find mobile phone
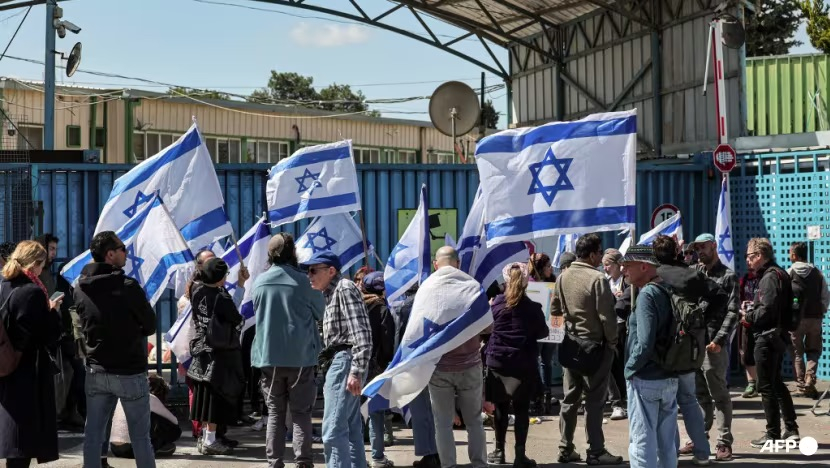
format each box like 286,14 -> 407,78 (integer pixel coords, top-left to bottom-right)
50,291 -> 65,301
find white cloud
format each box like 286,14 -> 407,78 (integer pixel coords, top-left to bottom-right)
289,22 -> 371,47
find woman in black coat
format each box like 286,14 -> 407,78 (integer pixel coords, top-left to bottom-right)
186,258 -> 245,456
0,240 -> 64,468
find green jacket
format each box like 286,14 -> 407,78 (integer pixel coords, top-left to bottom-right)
552,261 -> 618,347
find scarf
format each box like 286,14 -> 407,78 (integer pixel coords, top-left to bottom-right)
24,268 -> 50,306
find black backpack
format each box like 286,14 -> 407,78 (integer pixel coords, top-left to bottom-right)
769,267 -> 798,332
650,283 -> 708,373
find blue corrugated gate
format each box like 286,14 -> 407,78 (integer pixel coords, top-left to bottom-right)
1,158 -> 729,381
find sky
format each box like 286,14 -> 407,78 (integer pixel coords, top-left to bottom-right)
0,1 -> 822,129
0,0 -> 508,125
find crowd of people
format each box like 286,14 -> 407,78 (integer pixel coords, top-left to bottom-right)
0,227 -> 826,468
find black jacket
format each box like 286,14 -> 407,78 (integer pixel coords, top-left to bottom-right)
657,263 -> 729,344
746,262 -> 792,335
74,263 -> 156,375
364,293 -> 396,381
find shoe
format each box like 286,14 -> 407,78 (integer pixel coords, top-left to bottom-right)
513,455 -> 537,468
101,459 -> 115,468
156,442 -> 176,457
220,436 -> 239,448
413,454 -> 441,468
678,441 -> 695,456
742,383 -> 758,398
610,407 -> 627,421
251,417 -> 266,431
249,411 -> 262,418
751,434 -> 775,448
801,387 -> 819,399
784,430 -> 801,442
557,450 -> 582,463
297,462 -> 314,468
488,449 -> 506,464
716,444 -> 733,461
586,450 -> 623,465
239,415 -> 256,425
372,457 -> 394,468
692,456 -> 711,466
200,440 -> 234,455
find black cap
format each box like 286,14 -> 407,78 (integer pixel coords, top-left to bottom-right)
202,257 -> 229,284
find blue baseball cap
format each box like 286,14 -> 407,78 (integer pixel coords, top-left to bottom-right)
690,233 -> 716,248
300,250 -> 342,271
362,271 -> 385,294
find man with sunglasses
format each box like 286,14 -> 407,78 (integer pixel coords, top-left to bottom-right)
74,231 -> 158,468
301,251 -> 372,468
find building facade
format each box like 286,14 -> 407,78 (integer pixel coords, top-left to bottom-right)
0,78 -> 477,165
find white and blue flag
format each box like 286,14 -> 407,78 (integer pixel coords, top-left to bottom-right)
638,211 -> 683,246
94,123 -> 233,251
384,184 -> 430,305
553,233 -> 580,268
62,195 -> 194,307
267,140 -> 362,227
475,110 -> 637,247
296,213 -> 373,272
164,217 -> 272,368
362,266 -> 492,416
457,188 -> 485,273
715,177 -> 735,270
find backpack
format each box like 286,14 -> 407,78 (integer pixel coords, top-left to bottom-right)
0,288 -> 22,377
650,283 -> 707,373
769,267 -> 798,332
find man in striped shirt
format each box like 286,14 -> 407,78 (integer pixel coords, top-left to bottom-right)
303,251 -> 373,468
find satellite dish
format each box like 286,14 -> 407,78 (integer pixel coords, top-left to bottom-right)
428,81 -> 481,139
66,42 -> 81,78
721,17 -> 745,49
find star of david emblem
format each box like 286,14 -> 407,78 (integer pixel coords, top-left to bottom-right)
125,244 -> 144,283
527,147 -> 574,206
387,243 -> 408,269
123,190 -> 156,218
295,168 -> 322,193
407,317 -> 448,350
718,227 -> 735,263
305,228 -> 338,254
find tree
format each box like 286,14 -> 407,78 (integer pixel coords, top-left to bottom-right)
168,87 -> 230,100
481,99 -> 500,129
318,83 -> 370,113
246,70 -> 377,115
745,0 -> 802,57
801,0 -> 830,54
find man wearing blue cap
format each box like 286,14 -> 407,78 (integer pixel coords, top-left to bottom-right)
301,251 -> 372,468
680,233 -> 739,462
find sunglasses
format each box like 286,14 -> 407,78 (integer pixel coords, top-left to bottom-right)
114,244 -> 126,253
307,266 -> 331,276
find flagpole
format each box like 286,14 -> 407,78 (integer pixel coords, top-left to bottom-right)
358,210 -> 370,267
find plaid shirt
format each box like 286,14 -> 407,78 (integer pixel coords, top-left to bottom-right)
323,275 -> 373,379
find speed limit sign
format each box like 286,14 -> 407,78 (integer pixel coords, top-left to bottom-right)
651,204 -> 679,228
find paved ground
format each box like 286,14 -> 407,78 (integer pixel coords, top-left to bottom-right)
10,384 -> 830,468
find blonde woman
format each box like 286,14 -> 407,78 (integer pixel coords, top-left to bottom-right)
0,240 -> 64,468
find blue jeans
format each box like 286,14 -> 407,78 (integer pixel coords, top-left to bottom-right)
83,370 -> 155,468
407,388 -> 437,457
676,372 -> 711,459
627,377 -> 679,468
322,351 -> 367,468
368,411 -> 385,461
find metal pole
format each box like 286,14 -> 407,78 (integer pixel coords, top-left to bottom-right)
44,0 -> 56,150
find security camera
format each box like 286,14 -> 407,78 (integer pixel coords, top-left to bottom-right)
62,20 -> 81,34
56,24 -> 66,39
53,19 -> 81,38
6,122 -> 15,137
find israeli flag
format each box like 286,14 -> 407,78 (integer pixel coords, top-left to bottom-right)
362,266 -> 492,415
457,188 -> 485,273
475,110 -> 637,247
94,123 -> 233,251
164,217 -> 272,368
62,195 -> 194,307
553,233 -> 580,268
638,211 -> 683,246
384,184 -> 430,305
267,140 -> 362,227
296,213 -> 373,272
715,177 -> 735,270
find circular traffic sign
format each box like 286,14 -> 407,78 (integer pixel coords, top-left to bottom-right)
713,144 -> 737,173
651,204 -> 679,228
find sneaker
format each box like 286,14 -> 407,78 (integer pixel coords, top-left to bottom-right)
413,454 -> 440,468
297,462 -> 314,468
200,440 -> 233,455
220,436 -> 239,448
156,442 -> 176,457
678,441 -> 695,456
751,434 -> 775,449
513,455 -> 537,468
586,450 -> 623,465
742,383 -> 758,398
692,456 -> 711,466
716,444 -> 733,462
784,430 -> 800,442
557,450 -> 582,463
488,449 -> 506,464
610,407 -> 627,421
372,457 -> 394,468
250,417 -> 266,432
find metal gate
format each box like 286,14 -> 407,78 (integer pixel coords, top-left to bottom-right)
731,150 -> 830,380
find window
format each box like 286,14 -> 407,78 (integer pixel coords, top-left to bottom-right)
354,147 -> 380,164
203,137 -> 241,163
17,126 -> 43,150
132,133 -> 145,162
398,150 -> 417,164
94,128 -> 106,149
159,134 -> 174,149
132,132 -> 183,161
427,151 -> 457,164
247,140 -> 290,164
66,125 -> 82,147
